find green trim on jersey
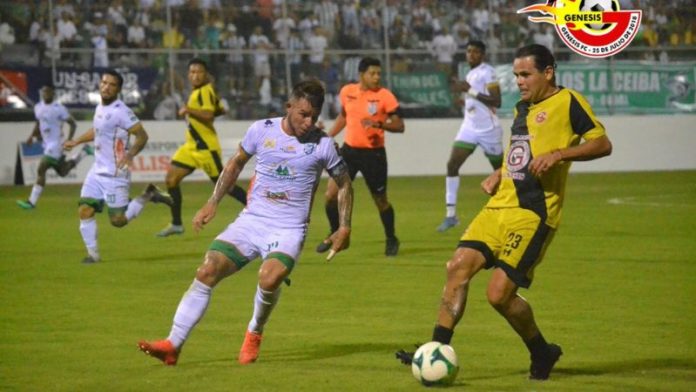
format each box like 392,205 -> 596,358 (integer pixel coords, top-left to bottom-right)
208,240 -> 249,269
266,252 -> 296,272
485,153 -> 503,169
453,141 -> 477,151
108,206 -> 127,217
78,197 -> 104,213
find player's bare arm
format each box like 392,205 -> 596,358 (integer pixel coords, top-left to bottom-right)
460,80 -> 502,109
66,116 -> 78,140
529,135 -> 612,176
118,123 -> 148,169
326,168 -> 353,261
380,113 -> 405,133
28,121 -> 40,144
193,147 -> 251,232
481,168 -> 502,195
328,109 -> 346,137
63,128 -> 95,150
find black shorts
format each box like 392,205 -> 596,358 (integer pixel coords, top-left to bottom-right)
340,144 -> 388,195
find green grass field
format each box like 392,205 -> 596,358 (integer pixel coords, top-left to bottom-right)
1,171 -> 695,391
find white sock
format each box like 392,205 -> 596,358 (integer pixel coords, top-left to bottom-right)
248,285 -> 281,334
445,176 -> 460,217
79,218 -> 99,258
125,197 -> 146,221
29,184 -> 43,205
168,279 -> 212,349
69,146 -> 87,164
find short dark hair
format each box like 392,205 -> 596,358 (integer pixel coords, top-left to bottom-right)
515,44 -> 556,72
467,40 -> 486,53
188,57 -> 208,71
102,69 -> 124,88
289,79 -> 325,112
41,82 -> 55,90
358,57 -> 381,73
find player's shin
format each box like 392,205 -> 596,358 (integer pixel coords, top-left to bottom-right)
168,279 -> 212,349
248,285 -> 281,334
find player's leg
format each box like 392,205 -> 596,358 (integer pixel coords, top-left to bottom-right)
240,227 -> 299,364
438,142 -> 475,232
158,162 -> 193,236
481,124 -> 504,171
139,218 -> 258,365
138,249 -> 242,365
17,157 -> 52,209
77,170 -> 105,263
207,149 -> 247,205
485,209 -> 561,380
362,147 -> 399,256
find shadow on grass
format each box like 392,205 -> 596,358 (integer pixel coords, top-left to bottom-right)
553,357 -> 696,378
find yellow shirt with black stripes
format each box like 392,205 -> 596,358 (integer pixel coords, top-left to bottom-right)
487,87 -> 606,229
185,82 -> 223,151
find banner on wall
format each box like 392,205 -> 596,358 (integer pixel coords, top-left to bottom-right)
459,61 -> 696,115
16,136 -> 244,185
1,66 -> 158,109
389,72 -> 453,109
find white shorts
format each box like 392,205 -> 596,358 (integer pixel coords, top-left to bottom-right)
43,140 -> 64,160
80,167 -> 130,209
454,122 -> 504,156
212,214 -> 307,270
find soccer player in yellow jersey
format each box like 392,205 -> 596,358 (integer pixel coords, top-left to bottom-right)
157,58 -> 247,237
397,44 -> 613,380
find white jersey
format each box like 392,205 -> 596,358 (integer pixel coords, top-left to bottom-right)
34,100 -> 71,159
463,62 -> 500,133
239,117 -> 344,229
91,99 -> 139,178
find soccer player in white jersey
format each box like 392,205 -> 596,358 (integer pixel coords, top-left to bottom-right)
16,84 -> 92,209
437,40 -> 504,232
138,79 -> 354,366
63,70 -> 173,264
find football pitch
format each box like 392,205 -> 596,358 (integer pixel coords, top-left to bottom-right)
1,171 -> 695,391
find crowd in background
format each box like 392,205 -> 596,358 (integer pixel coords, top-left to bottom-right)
0,0 -> 695,119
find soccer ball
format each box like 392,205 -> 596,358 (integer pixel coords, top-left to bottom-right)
579,0 -> 619,31
411,342 -> 459,387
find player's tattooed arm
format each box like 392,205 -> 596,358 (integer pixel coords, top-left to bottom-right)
209,146 -> 251,205
126,123 -> 148,158
330,163 -> 353,229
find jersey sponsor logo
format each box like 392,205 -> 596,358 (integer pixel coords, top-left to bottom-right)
517,0 -> 641,58
265,190 -> 289,201
263,138 -> 276,149
281,145 -> 297,153
535,111 -> 548,123
507,140 -> 531,173
264,119 -> 274,127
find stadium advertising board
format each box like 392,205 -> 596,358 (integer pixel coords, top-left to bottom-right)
389,72 -> 453,109
460,62 -> 696,115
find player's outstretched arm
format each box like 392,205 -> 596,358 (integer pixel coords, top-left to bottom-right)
27,121 -> 40,144
326,169 -> 353,261
66,116 -> 78,140
481,169 -> 502,196
63,128 -> 95,150
529,135 -> 612,176
118,123 -> 148,170
328,109 -> 346,137
194,147 -> 251,231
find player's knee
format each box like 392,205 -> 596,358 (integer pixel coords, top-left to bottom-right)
195,252 -> 232,287
78,205 -> 94,220
486,287 -> 509,310
110,215 -> 128,227
164,176 -> 179,189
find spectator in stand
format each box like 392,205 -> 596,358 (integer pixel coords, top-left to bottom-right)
0,15 -> 16,49
223,23 -> 247,96
286,27 -> 305,84
430,27 -> 458,78
360,4 -> 381,49
533,25 -> 555,54
340,0 -> 360,37
313,0 -> 340,44
272,11 -> 296,49
56,12 -> 78,64
298,11 -> 319,45
128,18 -> 147,49
179,0 -> 204,47
163,22 -> 185,49
249,25 -> 273,90
306,25 -> 328,79
91,26 -> 109,68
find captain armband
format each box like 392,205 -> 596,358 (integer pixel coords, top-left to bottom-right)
327,160 -> 348,179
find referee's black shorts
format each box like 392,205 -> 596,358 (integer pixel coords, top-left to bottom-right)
340,144 -> 388,195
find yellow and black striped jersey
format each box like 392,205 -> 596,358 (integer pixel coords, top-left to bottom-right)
487,87 -> 606,228
185,82 -> 223,151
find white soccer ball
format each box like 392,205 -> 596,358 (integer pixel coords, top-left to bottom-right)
579,0 -> 620,31
411,341 -> 459,387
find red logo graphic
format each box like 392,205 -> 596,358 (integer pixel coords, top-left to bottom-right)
535,111 -> 547,123
517,0 -> 642,58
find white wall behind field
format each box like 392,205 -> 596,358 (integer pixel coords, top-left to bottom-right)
1,115 -> 695,185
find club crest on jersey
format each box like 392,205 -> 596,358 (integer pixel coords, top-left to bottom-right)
535,111 -> 548,123
303,143 -> 316,155
507,140 -> 531,174
367,101 -> 378,115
